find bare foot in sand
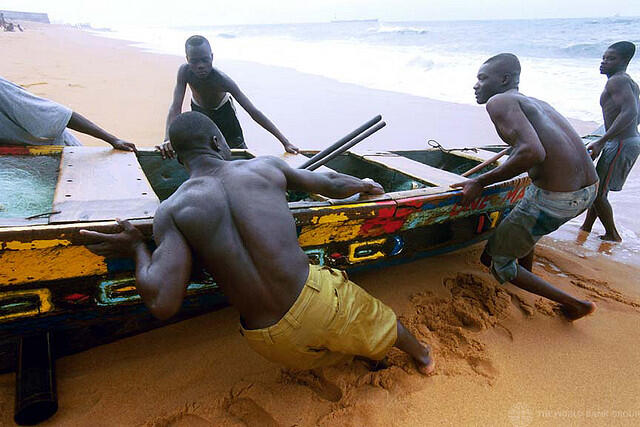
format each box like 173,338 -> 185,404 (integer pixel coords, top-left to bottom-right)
394,321 -> 436,375
414,345 -> 436,375
562,300 -> 597,321
599,232 -> 622,242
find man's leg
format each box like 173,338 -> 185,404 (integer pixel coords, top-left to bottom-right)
580,206 -> 598,233
592,192 -> 621,242
394,321 -> 435,375
518,248 -> 534,272
511,266 -> 596,321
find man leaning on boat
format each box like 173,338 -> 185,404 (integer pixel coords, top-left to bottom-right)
452,53 -> 598,321
81,111 -> 435,375
0,76 -> 136,151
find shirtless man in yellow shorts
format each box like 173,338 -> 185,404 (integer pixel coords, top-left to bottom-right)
81,112 -> 434,374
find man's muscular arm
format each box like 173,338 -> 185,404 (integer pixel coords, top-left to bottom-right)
452,95 -> 545,205
222,76 -> 299,154
80,210 -> 192,320
588,76 -> 639,159
158,66 -> 188,158
266,157 -> 384,198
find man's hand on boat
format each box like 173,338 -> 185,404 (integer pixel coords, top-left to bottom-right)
80,219 -> 145,258
155,140 -> 176,160
282,140 -> 300,154
586,139 -> 605,160
360,178 -> 385,195
110,139 -> 138,152
451,179 -> 483,206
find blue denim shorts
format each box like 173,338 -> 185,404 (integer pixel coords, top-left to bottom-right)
486,182 -> 597,283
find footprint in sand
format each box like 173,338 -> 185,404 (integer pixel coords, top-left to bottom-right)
227,397 -> 281,427
406,273 -> 506,382
280,369 -> 343,402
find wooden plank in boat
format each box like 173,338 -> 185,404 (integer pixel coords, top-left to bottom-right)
360,153 -> 466,187
50,147 -> 160,223
458,148 -> 508,165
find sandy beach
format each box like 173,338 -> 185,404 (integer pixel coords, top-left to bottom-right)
1,23 -> 640,426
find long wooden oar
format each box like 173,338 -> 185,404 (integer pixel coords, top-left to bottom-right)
298,115 -> 382,169
307,121 -> 386,171
461,147 -> 509,177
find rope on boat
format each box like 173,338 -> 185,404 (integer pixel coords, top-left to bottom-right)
427,139 -> 478,154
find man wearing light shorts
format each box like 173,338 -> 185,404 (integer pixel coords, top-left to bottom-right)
453,53 -> 598,321
581,41 -> 640,242
82,112 -> 434,374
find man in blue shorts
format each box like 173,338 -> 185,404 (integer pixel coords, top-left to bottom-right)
453,54 -> 598,321
581,41 -> 640,242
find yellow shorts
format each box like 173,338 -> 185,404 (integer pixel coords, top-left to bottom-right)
240,265 -> 397,370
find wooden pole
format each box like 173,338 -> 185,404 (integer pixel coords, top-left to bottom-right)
461,147 -> 509,178
307,122 -> 386,171
298,115 -> 382,169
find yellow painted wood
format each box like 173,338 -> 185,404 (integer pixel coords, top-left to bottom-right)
298,222 -> 363,247
27,146 -> 64,155
348,238 -> 387,263
0,246 -> 106,286
0,288 -> 53,321
3,239 -> 71,250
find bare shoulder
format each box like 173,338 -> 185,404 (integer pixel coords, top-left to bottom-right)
486,92 -> 520,116
212,67 -> 235,88
177,64 -> 189,79
606,73 -> 634,91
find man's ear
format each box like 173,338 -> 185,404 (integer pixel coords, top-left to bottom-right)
501,73 -> 511,86
211,135 -> 220,152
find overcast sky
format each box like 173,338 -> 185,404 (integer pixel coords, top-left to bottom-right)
1,0 -> 639,27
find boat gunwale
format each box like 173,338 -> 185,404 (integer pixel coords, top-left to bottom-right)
0,145 -> 523,240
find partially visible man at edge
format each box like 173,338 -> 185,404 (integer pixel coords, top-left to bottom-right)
452,53 -> 598,321
157,35 -> 298,158
82,112 -> 434,374
581,41 -> 640,242
0,76 -> 136,151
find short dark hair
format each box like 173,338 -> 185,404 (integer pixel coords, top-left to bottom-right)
484,53 -> 521,74
185,35 -> 211,52
483,53 -> 521,85
608,41 -> 636,63
169,112 -> 222,156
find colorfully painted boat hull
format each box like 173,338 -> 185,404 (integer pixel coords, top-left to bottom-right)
0,144 -> 528,372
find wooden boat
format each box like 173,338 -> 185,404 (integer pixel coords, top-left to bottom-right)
0,143 -> 530,372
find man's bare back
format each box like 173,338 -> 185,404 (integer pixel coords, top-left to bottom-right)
82,112 -> 435,374
163,157 -> 311,329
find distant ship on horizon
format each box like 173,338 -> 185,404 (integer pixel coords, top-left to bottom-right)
330,18 -> 379,24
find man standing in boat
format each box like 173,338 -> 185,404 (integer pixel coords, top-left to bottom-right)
157,35 -> 298,157
452,53 -> 598,321
580,41 -> 640,242
82,112 -> 434,375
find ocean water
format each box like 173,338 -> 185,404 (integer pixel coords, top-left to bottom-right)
95,17 -> 640,263
100,17 -> 640,122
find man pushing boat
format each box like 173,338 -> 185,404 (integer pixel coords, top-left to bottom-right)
452,53 -> 598,321
157,35 -> 298,157
82,111 -> 434,374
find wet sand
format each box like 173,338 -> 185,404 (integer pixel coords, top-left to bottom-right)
1,23 -> 640,426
